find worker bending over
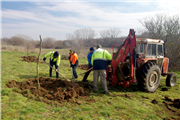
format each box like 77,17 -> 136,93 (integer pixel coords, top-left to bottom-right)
43,51 -> 61,78
82,47 -> 95,82
69,50 -> 78,80
91,44 -> 112,94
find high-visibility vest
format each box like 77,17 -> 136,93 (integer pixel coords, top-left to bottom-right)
70,53 -> 78,65
44,51 -> 61,66
91,48 -> 112,70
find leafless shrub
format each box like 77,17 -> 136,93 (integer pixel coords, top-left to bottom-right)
2,36 -> 25,46
63,41 -> 71,48
53,40 -> 64,49
42,37 -> 55,48
166,43 -> 180,71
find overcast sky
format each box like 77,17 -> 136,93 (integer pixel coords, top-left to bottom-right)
1,0 -> 180,40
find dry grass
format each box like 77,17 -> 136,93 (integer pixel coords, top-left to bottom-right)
1,45 -> 114,59
1,45 -> 38,54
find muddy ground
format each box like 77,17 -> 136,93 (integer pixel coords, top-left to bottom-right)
61,56 -> 69,60
21,56 -> 89,71
6,78 -> 180,119
6,77 -> 95,105
21,56 -> 39,63
164,96 -> 180,109
21,55 -> 70,63
78,64 -> 89,70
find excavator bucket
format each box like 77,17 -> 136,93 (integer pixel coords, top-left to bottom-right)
115,60 -> 130,81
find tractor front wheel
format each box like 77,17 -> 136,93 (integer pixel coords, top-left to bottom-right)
166,73 -> 177,87
138,62 -> 161,92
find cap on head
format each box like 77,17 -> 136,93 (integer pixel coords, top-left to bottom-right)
90,47 -> 94,51
54,51 -> 59,57
96,44 -> 102,49
70,49 -> 74,53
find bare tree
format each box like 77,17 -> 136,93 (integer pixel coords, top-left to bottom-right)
66,33 -> 74,41
139,13 -> 180,42
100,30 -> 110,39
109,28 -> 122,38
163,15 -> 180,43
66,28 -> 96,52
73,28 -> 96,41
135,28 -> 150,38
100,28 -> 121,38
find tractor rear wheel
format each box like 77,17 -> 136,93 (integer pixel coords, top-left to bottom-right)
138,62 -> 161,92
166,73 -> 177,87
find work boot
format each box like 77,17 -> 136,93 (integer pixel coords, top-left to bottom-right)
93,87 -> 97,93
82,79 -> 88,82
103,91 -> 109,95
93,90 -> 97,93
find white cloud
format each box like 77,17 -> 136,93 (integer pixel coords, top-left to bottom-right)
2,1 -> 179,40
155,0 -> 180,12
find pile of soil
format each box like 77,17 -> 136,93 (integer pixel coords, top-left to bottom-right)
161,87 -> 168,91
165,96 -> 180,109
151,99 -> 158,104
61,56 -> 69,60
6,77 -> 94,105
21,56 -> 38,63
78,64 -> 89,70
173,99 -> 180,109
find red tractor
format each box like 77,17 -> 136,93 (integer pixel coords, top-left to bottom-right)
106,29 -> 177,92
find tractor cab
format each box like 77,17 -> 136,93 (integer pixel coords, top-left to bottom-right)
136,38 -> 166,73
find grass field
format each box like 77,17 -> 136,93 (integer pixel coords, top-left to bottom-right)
1,47 -> 180,120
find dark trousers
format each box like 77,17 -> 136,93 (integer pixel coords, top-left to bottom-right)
72,65 -> 78,79
50,62 -> 59,78
82,64 -> 92,81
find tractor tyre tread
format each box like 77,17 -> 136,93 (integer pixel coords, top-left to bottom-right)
138,62 -> 161,92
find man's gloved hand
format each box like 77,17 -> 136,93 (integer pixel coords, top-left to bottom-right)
43,57 -> 46,62
89,64 -> 93,68
70,63 -> 74,67
107,60 -> 112,65
55,65 -> 58,72
70,61 -> 72,67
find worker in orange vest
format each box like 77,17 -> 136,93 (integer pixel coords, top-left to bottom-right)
69,50 -> 78,80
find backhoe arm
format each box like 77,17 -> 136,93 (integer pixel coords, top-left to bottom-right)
108,29 -> 136,86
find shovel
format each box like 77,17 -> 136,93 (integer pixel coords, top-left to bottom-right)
44,61 -> 71,81
79,67 -> 93,75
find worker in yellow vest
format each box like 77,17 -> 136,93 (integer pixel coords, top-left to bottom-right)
43,51 -> 61,78
91,44 -> 112,94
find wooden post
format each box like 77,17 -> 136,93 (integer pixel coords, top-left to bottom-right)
27,43 -> 29,56
37,35 -> 42,89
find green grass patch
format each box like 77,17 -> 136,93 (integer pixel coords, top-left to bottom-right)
1,48 -> 180,119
